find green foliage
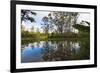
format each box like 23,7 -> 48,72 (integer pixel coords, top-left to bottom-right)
73,24 -> 90,32
21,31 -> 48,40
21,11 -> 90,40
48,32 -> 78,38
72,22 -> 90,38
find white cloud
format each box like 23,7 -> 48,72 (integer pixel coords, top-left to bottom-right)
77,13 -> 90,23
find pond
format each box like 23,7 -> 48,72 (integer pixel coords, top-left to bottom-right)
21,39 -> 90,63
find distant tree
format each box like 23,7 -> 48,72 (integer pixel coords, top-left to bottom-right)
31,26 -> 34,32
21,10 -> 36,23
36,28 -> 40,33
21,25 -> 25,31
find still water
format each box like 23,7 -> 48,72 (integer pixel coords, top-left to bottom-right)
21,39 -> 90,63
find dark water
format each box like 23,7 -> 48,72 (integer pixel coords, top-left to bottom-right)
21,39 -> 90,63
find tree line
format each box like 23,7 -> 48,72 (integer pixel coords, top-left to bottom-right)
21,10 -> 90,39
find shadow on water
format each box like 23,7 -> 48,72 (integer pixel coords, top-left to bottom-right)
21,38 -> 90,63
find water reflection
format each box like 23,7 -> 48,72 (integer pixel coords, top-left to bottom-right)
21,39 -> 90,63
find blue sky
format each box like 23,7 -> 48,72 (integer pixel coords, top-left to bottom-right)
22,10 -> 90,32
22,11 -> 50,32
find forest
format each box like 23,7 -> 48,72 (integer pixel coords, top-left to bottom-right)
21,10 -> 90,41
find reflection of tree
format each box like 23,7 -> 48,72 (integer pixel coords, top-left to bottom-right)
36,41 -> 40,48
42,40 -> 82,61
30,44 -> 34,49
21,39 -> 90,62
42,41 -> 55,61
78,39 -> 90,59
52,41 -> 72,60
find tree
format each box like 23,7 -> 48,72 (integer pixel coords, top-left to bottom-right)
52,12 -> 78,34
31,26 -> 34,32
41,16 -> 49,34
41,13 -> 54,34
36,28 -> 40,34
53,12 -> 65,34
73,21 -> 90,32
21,25 -> 25,31
21,10 -> 36,23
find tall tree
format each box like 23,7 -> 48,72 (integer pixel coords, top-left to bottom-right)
52,12 -> 78,34
64,12 -> 78,33
41,13 -> 53,34
41,16 -> 49,34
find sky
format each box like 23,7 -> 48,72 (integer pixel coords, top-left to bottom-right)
22,10 -> 90,33
22,11 -> 50,32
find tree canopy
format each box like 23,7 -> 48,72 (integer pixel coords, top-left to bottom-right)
21,10 -> 36,23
